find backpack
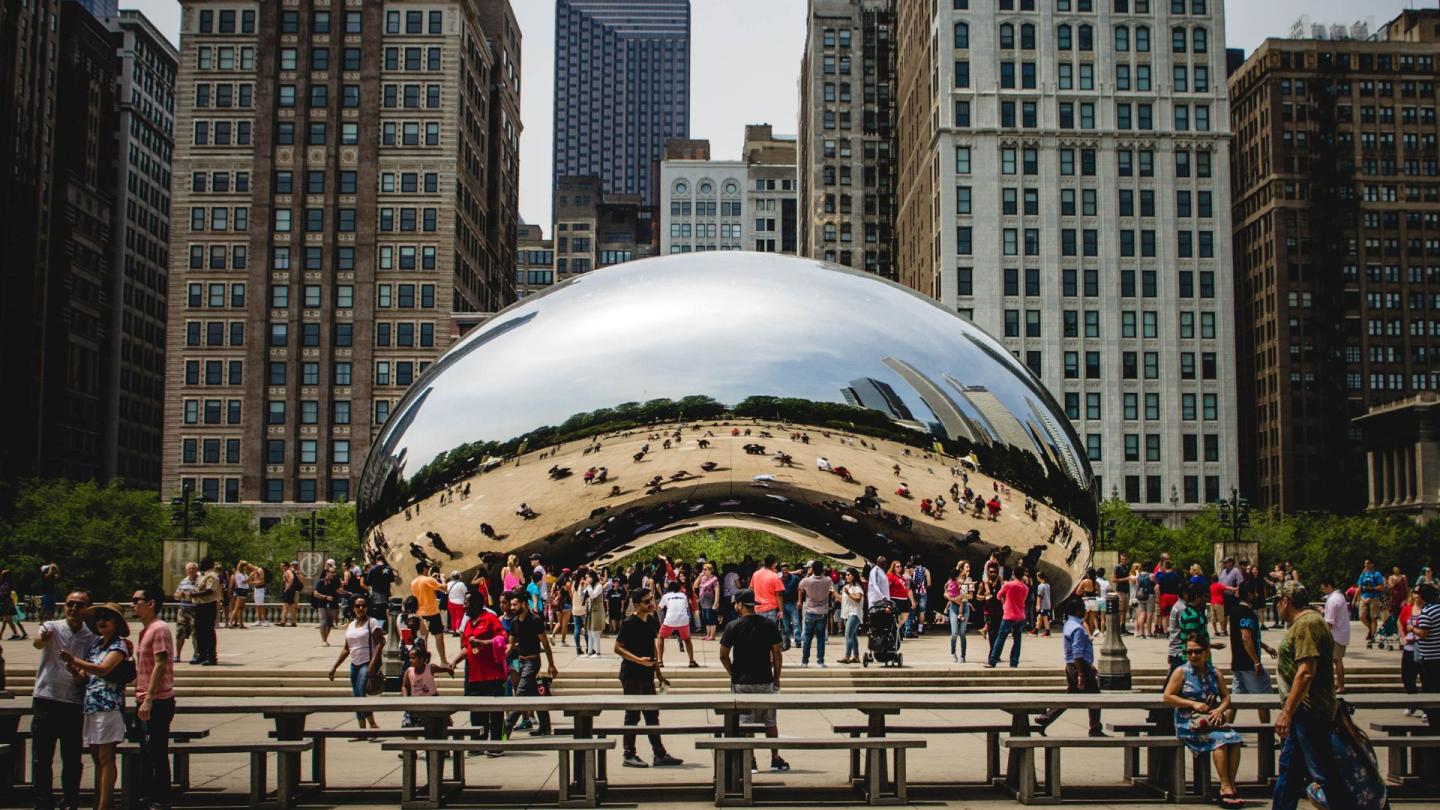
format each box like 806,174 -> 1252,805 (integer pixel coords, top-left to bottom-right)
1137,571 -> 1155,600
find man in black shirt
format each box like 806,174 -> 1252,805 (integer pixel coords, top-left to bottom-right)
613,587 -> 683,768
504,592 -> 556,735
1113,553 -> 1131,635
1228,581 -> 1276,723
364,557 -> 396,629
719,589 -> 790,772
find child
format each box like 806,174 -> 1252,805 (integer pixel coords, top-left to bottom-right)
401,641 -> 453,728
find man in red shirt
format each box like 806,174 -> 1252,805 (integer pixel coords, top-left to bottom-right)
985,568 -> 1030,668
131,584 -> 175,809
454,591 -> 508,746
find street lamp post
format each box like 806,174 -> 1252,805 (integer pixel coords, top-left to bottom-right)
169,482 -> 207,539
1216,488 -> 1251,546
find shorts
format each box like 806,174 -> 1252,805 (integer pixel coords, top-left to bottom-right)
732,682 -> 777,726
317,606 -> 337,630
1333,642 -> 1347,661
233,588 -> 251,600
1158,594 -> 1179,618
658,623 -> 691,641
175,609 -> 195,641
1083,598 -> 1100,613
253,587 -> 266,605
1358,598 -> 1385,623
284,589 -> 298,605
83,710 -> 125,746
1210,603 -> 1225,623
1037,609 -> 1053,618
421,613 -> 444,635
1230,668 -> 1274,694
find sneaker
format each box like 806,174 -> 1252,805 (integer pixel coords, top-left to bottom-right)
1089,728 -> 1108,738
652,754 -> 683,767
817,662 -> 826,668
622,753 -> 648,768
513,719 -> 533,731
688,661 -> 700,668
485,750 -> 505,758
960,656 -> 966,663
800,662 -> 809,669
589,651 -> 599,658
952,654 -> 959,663
1405,709 -> 1418,717
771,757 -> 791,772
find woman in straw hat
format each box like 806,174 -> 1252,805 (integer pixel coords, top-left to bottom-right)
59,601 -> 132,810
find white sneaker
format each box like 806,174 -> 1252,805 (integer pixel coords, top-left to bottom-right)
817,662 -> 826,668
1405,708 -> 1418,717
952,654 -> 959,663
589,651 -> 599,658
800,662 -> 808,668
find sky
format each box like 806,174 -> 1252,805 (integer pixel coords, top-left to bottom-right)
129,0 -> 1420,228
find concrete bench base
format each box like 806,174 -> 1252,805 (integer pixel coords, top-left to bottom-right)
1004,736 -> 1185,805
118,740 -> 311,809
382,738 -> 616,809
696,737 -> 926,807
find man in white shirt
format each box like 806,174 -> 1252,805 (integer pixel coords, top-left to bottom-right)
657,580 -> 698,668
721,567 -> 741,623
1321,577 -> 1351,694
867,555 -> 891,608
31,589 -> 97,810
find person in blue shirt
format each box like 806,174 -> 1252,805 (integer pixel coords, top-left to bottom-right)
1035,599 -> 1104,736
1355,559 -> 1387,646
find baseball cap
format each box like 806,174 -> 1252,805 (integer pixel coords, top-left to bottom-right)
734,589 -> 757,607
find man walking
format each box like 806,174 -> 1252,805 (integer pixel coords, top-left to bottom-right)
1354,559 -> 1386,647
1036,599 -> 1104,736
455,591 -> 508,749
866,556 -> 890,608
410,563 -> 448,665
364,556 -> 396,630
720,590 -> 790,773
504,591 -> 557,736
798,561 -> 836,668
192,558 -> 222,666
1320,577 -> 1350,694
1228,580 -> 1276,724
613,587 -> 683,768
1217,556 -> 1244,634
1113,553 -> 1132,635
31,589 -> 95,810
1273,582 -> 1355,810
132,584 -> 175,810
985,568 -> 1029,668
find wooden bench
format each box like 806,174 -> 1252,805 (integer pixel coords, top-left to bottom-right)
832,723 -> 1009,785
11,727 -> 209,789
695,736 -> 926,806
119,740 -> 312,809
1004,736 -> 1186,804
382,737 -> 616,809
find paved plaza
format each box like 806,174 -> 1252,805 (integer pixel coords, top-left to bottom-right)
3,618 -> 1417,807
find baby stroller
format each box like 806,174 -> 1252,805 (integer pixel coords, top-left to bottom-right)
1374,614 -> 1400,651
862,601 -> 903,667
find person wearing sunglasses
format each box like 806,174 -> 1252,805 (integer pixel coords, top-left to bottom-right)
1163,640 -> 1244,808
59,602 -> 132,810
328,595 -> 385,730
1271,581 -> 1353,810
131,585 -> 175,810
30,590 -> 96,810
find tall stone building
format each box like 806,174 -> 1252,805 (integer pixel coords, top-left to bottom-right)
104,10 -> 178,492
515,222 -> 555,299
1231,9 -> 1440,513
163,1 -> 519,512
797,0 -> 897,279
896,0 -> 1239,517
552,175 -> 651,286
553,0 -> 690,212
658,125 -> 798,255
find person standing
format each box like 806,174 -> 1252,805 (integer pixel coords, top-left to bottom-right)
1034,572 -> 1053,637
907,557 -> 930,637
454,591 -> 508,750
0,569 -> 28,640
173,562 -> 198,664
1399,591 -> 1422,717
780,564 -> 802,648
943,563 -> 973,662
1320,578 -> 1350,694
838,569 -> 865,664
798,561 -> 836,668
446,573 -> 468,635
410,563 -> 448,666
1036,599 -> 1104,737
327,594 -> 384,729
504,591 -> 556,736
1113,553 -> 1132,636
363,556 -> 395,630
250,564 -> 270,627
39,562 -> 61,620
613,587 -> 683,768
59,603 -> 132,810
30,589 -> 95,810
1228,580 -> 1276,724
1353,559 -> 1386,647
695,562 -> 720,641
283,561 -> 304,627
1272,581 -> 1354,810
719,590 -> 790,773
131,585 -> 175,810
312,563 -> 341,646
191,558 -> 222,666
750,556 -> 787,650
581,573 -> 606,658
657,581 -> 698,668
985,568 -> 1029,668
1217,556 -> 1244,635
1413,582 -> 1440,729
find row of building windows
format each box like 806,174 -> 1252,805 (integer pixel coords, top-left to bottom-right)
187,244 -> 246,271
957,264 -> 1217,297
966,1 -> 1204,17
195,46 -> 255,72
184,321 -> 244,347
260,439 -> 353,465
668,201 -> 744,216
190,171 -> 249,193
266,361 -> 354,386
1063,392 -> 1217,422
953,144 -> 1213,177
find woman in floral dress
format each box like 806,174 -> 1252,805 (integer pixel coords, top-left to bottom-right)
1163,639 -> 1245,808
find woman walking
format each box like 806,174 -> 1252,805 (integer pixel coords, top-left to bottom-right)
502,555 -> 525,599
1163,640 -> 1245,808
1076,569 -> 1100,636
59,602 -> 132,810
976,566 -> 1002,643
1133,563 -> 1154,639
945,562 -> 973,662
328,594 -> 385,730
583,571 -> 606,656
551,570 -> 574,646
283,561 -> 304,627
0,569 -> 28,640
838,568 -> 864,663
695,562 -> 720,640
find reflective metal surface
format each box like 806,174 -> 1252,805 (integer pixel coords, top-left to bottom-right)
357,253 -> 1096,598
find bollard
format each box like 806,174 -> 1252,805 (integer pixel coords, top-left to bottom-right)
1098,593 -> 1132,690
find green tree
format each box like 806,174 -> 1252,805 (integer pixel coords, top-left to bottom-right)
608,527 -> 852,571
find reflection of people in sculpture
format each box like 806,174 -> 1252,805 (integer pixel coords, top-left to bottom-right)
698,439 -> 710,448
892,463 -> 901,476
609,485 -> 622,497
895,482 -> 910,498
516,502 -> 536,519
480,523 -> 496,539
700,461 -> 718,472
987,497 -> 1002,521
427,531 -> 459,560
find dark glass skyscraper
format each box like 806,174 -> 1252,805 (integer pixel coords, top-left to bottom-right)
553,0 -> 690,211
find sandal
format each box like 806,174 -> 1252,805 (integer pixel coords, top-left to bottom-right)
1218,793 -> 1244,808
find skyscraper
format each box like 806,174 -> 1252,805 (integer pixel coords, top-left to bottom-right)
895,0 -> 1239,517
552,0 -> 690,213
1231,9 -> 1440,513
797,0 -> 897,278
163,1 -> 519,514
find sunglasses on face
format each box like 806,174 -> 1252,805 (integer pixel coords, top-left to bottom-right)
1185,648 -> 1207,656
65,600 -> 87,609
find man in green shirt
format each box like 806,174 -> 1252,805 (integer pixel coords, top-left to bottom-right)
1272,582 -> 1353,810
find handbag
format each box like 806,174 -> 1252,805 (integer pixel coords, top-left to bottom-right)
364,620 -> 386,696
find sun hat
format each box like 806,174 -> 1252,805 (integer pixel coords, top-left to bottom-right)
82,603 -> 131,638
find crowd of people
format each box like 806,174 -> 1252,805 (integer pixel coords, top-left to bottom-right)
5,550 -> 1439,809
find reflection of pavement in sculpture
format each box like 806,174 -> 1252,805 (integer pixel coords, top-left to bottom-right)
375,419 -> 1084,584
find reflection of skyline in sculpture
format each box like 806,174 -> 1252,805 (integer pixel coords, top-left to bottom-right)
880,357 -> 986,445
356,253 -> 1096,601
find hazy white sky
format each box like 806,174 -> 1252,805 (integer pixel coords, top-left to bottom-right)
129,0 -> 1418,228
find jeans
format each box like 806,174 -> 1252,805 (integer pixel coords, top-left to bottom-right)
1272,708 -> 1356,810
31,697 -> 83,809
800,613 -> 828,665
1402,648 -> 1419,695
1422,658 -> 1440,729
464,678 -> 505,739
138,696 -> 175,807
193,600 -> 218,663
906,594 -> 928,636
621,678 -> 668,757
505,657 -> 551,733
988,618 -> 1024,667
572,614 -> 587,653
759,609 -> 788,649
349,662 -> 370,722
844,615 -> 860,659
783,602 -> 800,644
947,602 -> 969,658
